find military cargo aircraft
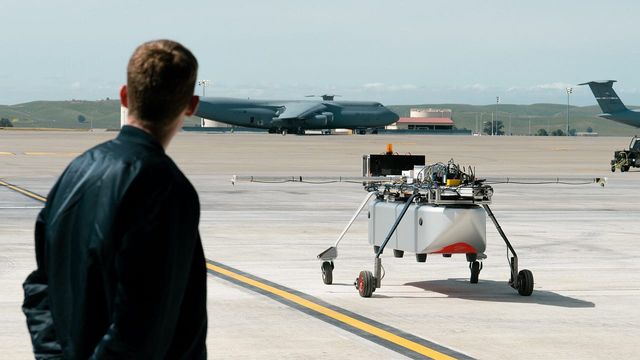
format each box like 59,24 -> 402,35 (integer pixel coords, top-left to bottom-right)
194,96 -> 399,135
580,80 -> 640,127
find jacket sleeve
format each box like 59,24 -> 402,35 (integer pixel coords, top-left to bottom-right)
22,206 -> 63,359
90,174 -> 201,359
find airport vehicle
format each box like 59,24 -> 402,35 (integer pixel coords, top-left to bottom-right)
611,136 -> 640,172
580,80 -> 640,127
195,96 -> 399,135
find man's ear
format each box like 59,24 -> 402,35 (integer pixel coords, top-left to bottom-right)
185,95 -> 199,116
120,85 -> 128,108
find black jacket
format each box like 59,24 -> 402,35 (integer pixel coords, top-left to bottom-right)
22,126 -> 207,359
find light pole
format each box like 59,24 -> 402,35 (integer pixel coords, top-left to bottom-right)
566,87 -> 573,136
197,80 -> 211,127
493,96 -> 500,136
475,113 -> 478,134
197,79 -> 211,97
491,112 -> 494,136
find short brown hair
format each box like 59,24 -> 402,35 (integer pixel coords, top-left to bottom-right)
126,40 -> 198,126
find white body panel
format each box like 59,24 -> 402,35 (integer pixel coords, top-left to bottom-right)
368,200 -> 486,254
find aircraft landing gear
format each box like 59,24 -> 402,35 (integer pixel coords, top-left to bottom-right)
281,129 -> 288,136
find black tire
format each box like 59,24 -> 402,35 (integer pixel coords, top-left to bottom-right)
415,253 -> 427,262
517,269 -> 534,296
321,261 -> 333,285
373,245 -> 382,255
470,261 -> 480,284
611,166 -> 615,173
356,270 -> 375,297
393,249 -> 404,258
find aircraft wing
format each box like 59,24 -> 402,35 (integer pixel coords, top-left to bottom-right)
276,102 -> 327,119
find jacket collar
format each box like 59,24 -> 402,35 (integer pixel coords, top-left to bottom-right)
116,125 -> 165,153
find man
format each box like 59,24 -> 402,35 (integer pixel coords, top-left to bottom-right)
22,40 -> 207,359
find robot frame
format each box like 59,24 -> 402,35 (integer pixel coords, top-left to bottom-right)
231,145 -> 604,299
316,147 -> 604,298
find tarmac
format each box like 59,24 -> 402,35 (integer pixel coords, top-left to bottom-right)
1,130 -> 639,359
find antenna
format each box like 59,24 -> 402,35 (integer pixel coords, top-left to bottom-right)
305,94 -> 341,101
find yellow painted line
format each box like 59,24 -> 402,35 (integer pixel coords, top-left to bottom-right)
0,152 -> 15,156
3,180 -> 462,359
206,262 -> 456,360
24,152 -> 80,156
0,180 -> 47,203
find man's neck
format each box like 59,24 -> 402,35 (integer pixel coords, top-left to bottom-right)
126,117 -> 178,150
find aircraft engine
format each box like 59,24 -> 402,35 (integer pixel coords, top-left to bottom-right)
321,112 -> 334,123
307,112 -> 334,128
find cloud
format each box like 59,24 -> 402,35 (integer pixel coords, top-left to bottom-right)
506,82 -> 575,93
71,81 -> 81,89
363,82 -> 384,89
461,83 -> 488,91
388,84 -> 418,91
362,83 -> 418,91
533,82 -> 574,90
617,86 -> 638,94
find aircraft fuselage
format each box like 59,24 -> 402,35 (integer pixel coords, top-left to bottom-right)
195,97 -> 399,133
598,109 -> 640,128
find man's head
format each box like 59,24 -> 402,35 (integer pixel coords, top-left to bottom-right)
121,40 -> 199,130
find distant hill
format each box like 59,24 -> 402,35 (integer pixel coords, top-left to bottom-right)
0,100 -> 200,129
387,103 -> 640,136
1,100 -> 639,136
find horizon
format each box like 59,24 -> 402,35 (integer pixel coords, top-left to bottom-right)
0,98 -> 628,108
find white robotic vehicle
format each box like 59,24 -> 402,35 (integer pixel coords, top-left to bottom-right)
317,153 -> 533,297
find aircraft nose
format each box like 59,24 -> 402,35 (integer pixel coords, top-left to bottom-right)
387,109 -> 399,123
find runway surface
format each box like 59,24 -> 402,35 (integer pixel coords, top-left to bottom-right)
1,131 -> 639,359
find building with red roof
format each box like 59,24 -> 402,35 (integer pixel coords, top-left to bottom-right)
386,108 -> 455,130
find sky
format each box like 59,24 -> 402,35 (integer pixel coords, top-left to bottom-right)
1,0 -> 640,106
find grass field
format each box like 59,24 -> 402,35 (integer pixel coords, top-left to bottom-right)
1,100 -> 638,136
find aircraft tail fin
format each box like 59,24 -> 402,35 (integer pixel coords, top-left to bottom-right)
579,80 -> 628,114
